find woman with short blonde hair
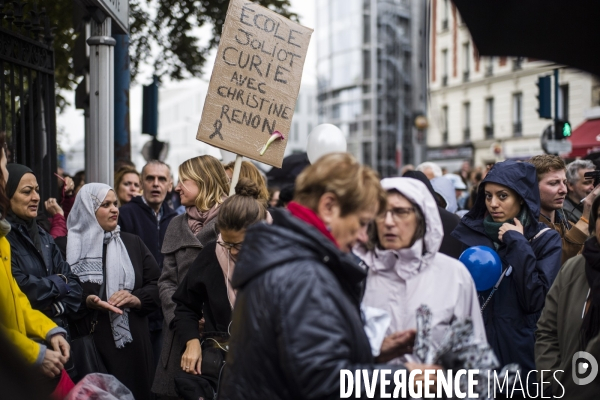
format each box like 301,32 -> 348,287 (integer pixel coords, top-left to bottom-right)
152,155 -> 230,398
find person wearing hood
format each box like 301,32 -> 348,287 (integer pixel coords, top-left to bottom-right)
431,176 -> 458,213
452,161 -> 562,377
355,177 -> 486,362
403,171 -> 463,259
218,154 -> 435,400
5,164 -> 82,329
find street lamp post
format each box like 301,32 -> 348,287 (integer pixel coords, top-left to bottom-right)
86,15 -> 115,185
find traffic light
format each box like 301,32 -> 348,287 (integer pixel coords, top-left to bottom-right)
142,76 -> 159,137
554,120 -> 572,140
537,76 -> 552,119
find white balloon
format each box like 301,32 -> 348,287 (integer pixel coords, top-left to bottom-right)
306,124 -> 347,164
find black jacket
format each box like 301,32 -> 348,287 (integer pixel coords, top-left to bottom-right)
172,241 -> 232,349
118,196 -> 177,268
7,220 -> 82,318
218,209 -> 404,400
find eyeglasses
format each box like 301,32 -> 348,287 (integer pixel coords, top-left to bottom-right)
217,241 -> 243,252
375,207 -> 415,222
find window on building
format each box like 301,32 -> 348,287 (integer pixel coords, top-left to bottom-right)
362,142 -> 372,167
463,102 -> 470,141
442,106 -> 449,144
485,57 -> 494,77
463,43 -> 470,82
295,95 -> 301,113
559,84 -> 569,120
442,0 -> 449,30
513,93 -> 523,137
485,98 -> 494,139
442,49 -> 448,86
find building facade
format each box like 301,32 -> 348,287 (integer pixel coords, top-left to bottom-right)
317,0 -> 428,177
284,85 -> 318,156
428,0 -> 599,171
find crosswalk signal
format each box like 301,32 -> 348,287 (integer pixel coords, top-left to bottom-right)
554,120 -> 572,140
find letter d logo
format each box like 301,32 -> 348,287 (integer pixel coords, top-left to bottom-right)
572,351 -> 598,385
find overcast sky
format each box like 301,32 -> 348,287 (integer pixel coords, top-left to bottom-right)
57,0 -> 316,152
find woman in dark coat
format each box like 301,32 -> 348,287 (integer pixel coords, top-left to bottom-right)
67,183 -> 160,399
219,154 -> 428,400
172,179 -> 267,380
451,161 -> 563,377
5,164 -> 81,330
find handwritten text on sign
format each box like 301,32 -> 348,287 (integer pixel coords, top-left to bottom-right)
196,0 -> 312,168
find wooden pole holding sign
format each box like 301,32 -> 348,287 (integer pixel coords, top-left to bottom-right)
229,155 -> 244,196
195,0 -> 313,169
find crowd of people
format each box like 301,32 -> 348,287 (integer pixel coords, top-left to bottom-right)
1,142 -> 600,399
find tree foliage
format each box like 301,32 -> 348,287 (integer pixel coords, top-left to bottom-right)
37,0 -> 297,96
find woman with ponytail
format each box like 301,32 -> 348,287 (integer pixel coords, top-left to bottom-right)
536,195 -> 600,398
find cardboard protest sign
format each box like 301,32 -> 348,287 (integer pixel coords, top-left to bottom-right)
196,0 -> 313,168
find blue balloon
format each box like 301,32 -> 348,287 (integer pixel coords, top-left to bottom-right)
459,246 -> 502,291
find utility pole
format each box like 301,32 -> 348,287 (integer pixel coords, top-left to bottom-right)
86,15 -> 115,185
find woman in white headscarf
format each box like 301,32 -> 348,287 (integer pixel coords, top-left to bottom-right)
354,177 -> 486,362
66,183 -> 160,399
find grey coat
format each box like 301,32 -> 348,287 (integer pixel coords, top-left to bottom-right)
151,213 -> 219,397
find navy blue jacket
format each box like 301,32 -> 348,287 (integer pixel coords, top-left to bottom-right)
452,161 -> 562,373
118,196 -> 177,268
7,220 -> 82,318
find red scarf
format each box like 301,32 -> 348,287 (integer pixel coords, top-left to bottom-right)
287,201 -> 338,247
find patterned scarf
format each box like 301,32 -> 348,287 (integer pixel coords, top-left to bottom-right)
186,203 -> 221,235
67,183 -> 135,349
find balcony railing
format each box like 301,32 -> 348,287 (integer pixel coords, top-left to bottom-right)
463,127 -> 471,142
485,125 -> 494,139
442,19 -> 449,31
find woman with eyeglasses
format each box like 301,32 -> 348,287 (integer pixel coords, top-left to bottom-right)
452,161 -> 562,385
170,179 -> 266,395
354,177 -> 486,362
153,155 -> 229,399
535,194 -> 600,398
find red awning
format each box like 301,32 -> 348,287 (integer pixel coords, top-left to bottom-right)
566,119 -> 600,158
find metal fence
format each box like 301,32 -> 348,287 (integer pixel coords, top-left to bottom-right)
0,0 -> 57,201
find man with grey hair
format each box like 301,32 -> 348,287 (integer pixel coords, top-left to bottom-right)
416,161 -> 443,180
118,160 -> 176,371
563,160 -> 596,224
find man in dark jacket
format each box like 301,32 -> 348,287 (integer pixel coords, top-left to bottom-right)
403,170 -> 463,259
118,160 -> 176,267
118,160 -> 176,369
